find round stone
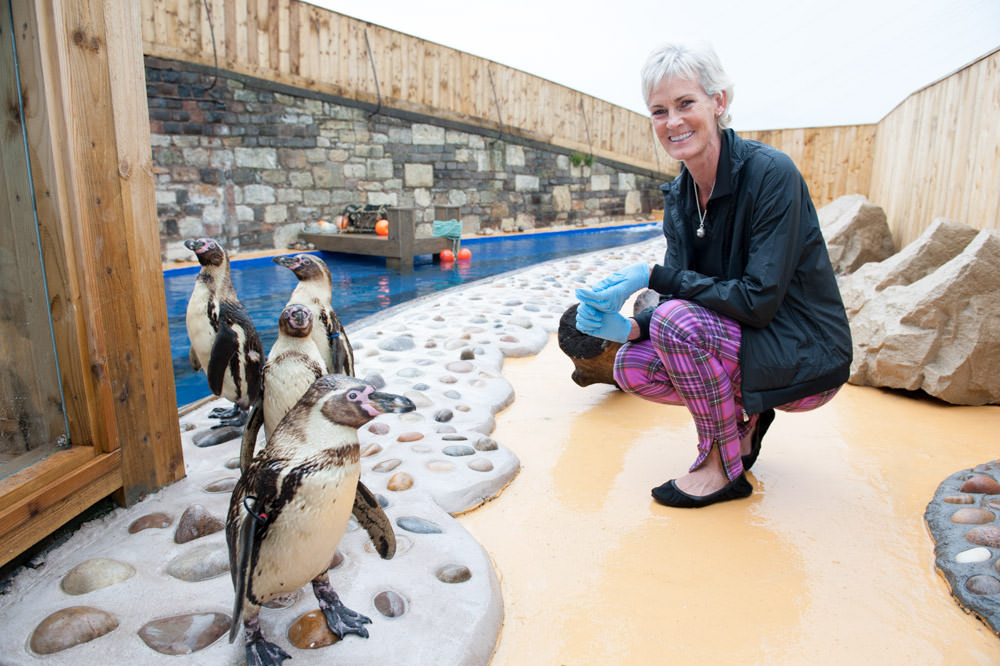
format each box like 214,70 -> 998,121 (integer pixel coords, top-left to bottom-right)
412,445 -> 432,453
138,612 -> 229,655
30,606 -> 119,654
943,495 -> 976,504
966,525 -> 1000,548
128,513 -> 172,533
443,445 -> 475,457
455,404 -> 471,412
436,424 -> 457,434
404,391 -> 433,408
427,460 -> 456,473
165,544 -> 230,582
443,390 -> 461,399
439,375 -> 458,384
441,434 -> 467,441
951,508 -> 996,524
416,359 -> 436,366
398,431 -> 424,442
223,457 -> 241,469
361,442 -> 383,457
475,437 -> 499,452
955,547 -> 993,564
966,574 -> 1000,595
400,412 -> 424,422
372,458 -> 402,473
434,409 -> 454,422
412,382 -> 430,391
500,335 -> 519,343
397,516 -> 443,534
203,477 -> 238,493
60,559 -> 135,595
468,459 -> 494,472
373,590 -> 408,618
368,422 -> 390,435
387,473 -> 414,491
961,475 -> 1000,494
174,504 -> 224,544
397,367 -> 423,378
378,336 -> 415,351
287,610 -> 339,649
424,340 -> 438,348
363,373 -> 386,389
436,564 -> 472,584
460,349 -> 475,360
446,360 -> 474,373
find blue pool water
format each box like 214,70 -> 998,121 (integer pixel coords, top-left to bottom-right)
165,223 -> 661,407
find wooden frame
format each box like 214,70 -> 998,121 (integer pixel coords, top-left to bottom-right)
0,0 -> 184,568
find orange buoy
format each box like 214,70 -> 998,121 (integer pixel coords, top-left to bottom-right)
336,215 -> 349,230
374,218 -> 389,236
457,247 -> 472,260
439,249 -> 455,262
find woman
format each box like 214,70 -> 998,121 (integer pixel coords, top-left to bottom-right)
575,43 -> 852,508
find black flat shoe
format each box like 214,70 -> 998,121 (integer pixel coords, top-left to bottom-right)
651,474 -> 753,508
741,408 -> 775,471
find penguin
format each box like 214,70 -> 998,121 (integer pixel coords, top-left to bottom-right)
239,303 -> 326,472
273,253 -> 355,376
227,374 -> 414,666
185,238 -> 264,426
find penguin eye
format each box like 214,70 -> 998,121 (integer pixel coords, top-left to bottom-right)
347,391 -> 360,401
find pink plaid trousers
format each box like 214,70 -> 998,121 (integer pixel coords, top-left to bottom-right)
613,299 -> 839,480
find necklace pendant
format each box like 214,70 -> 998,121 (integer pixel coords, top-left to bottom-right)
696,226 -> 705,238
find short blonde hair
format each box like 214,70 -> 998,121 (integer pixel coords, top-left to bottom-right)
641,42 -> 735,130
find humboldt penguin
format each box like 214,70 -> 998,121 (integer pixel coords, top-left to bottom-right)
227,374 -> 414,666
239,303 -> 326,471
273,253 -> 355,376
185,237 -> 264,426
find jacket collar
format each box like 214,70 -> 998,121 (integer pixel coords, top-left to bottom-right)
660,128 -> 747,198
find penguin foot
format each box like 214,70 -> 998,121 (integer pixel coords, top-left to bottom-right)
312,577 -> 372,638
243,617 -> 291,666
209,403 -> 241,420
211,408 -> 248,429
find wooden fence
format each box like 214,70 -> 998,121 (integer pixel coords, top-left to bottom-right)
869,48 -> 1000,248
140,0 -> 672,174
142,1 -> 998,243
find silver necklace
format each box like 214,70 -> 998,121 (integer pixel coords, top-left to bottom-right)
693,179 -> 714,238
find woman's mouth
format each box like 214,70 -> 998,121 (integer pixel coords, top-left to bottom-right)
669,131 -> 694,143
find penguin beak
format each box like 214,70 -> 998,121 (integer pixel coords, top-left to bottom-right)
184,238 -> 203,252
273,255 -> 299,268
367,392 -> 415,414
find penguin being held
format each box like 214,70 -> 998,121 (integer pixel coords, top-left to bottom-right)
185,238 -> 264,427
239,303 -> 326,471
227,374 -> 414,666
273,253 -> 354,376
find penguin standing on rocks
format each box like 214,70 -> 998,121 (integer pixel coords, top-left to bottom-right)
227,374 -> 414,666
239,303 -> 326,471
273,254 -> 354,376
185,238 -> 263,427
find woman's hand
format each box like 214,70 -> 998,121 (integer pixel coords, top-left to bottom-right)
575,263 -> 649,313
575,304 -> 634,343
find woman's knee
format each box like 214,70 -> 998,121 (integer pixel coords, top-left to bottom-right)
649,299 -> 700,344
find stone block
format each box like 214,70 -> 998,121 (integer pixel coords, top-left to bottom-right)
313,165 -> 345,188
368,158 -> 394,180
367,192 -> 398,206
847,228 -> 1000,405
289,171 -> 313,188
553,185 -> 571,212
819,194 -> 895,273
278,148 -> 308,169
342,163 -> 366,180
414,188 -> 432,207
515,213 -> 535,231
303,190 -> 331,206
182,147 -> 210,168
243,184 -> 276,204
505,145 -> 525,167
515,175 -> 539,192
412,124 -> 445,145
449,190 -> 469,206
273,222 -> 304,248
625,191 -> 642,215
234,147 -> 277,169
590,174 -> 611,191
264,205 -> 288,223
618,173 -> 637,191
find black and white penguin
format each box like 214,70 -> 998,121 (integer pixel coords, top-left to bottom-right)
184,237 -> 264,426
239,303 -> 326,471
273,253 -> 354,376
227,374 -> 414,666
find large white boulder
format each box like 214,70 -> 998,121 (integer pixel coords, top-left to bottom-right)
819,194 -> 896,274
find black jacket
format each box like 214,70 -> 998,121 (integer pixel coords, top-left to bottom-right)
635,129 -> 852,414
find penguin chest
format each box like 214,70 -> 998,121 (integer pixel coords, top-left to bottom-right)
262,354 -> 324,437
185,284 -> 216,364
251,462 -> 360,599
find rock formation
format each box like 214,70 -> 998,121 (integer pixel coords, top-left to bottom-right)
819,194 -> 896,273
845,221 -> 1000,405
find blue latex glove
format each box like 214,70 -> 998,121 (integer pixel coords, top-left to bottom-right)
575,303 -> 633,343
575,262 -> 649,313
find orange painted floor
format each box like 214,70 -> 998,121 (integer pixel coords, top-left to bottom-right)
459,337 -> 1000,665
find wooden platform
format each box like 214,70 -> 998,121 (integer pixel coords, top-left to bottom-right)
300,209 -> 455,271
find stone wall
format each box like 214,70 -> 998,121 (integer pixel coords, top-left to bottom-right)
146,57 -> 667,262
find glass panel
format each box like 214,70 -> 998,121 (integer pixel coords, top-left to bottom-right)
0,4 -> 69,479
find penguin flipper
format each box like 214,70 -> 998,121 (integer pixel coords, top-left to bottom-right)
353,480 -> 396,559
337,328 -> 355,376
229,506 -> 258,643
240,398 -> 264,474
207,321 -> 238,397
189,346 -> 202,372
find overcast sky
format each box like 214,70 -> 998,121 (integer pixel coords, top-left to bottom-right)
311,0 -> 1000,131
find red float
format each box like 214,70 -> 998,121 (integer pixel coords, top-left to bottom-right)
457,247 -> 472,260
439,249 -> 455,262
374,218 -> 389,236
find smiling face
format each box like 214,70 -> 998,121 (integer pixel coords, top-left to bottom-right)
647,74 -> 726,172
